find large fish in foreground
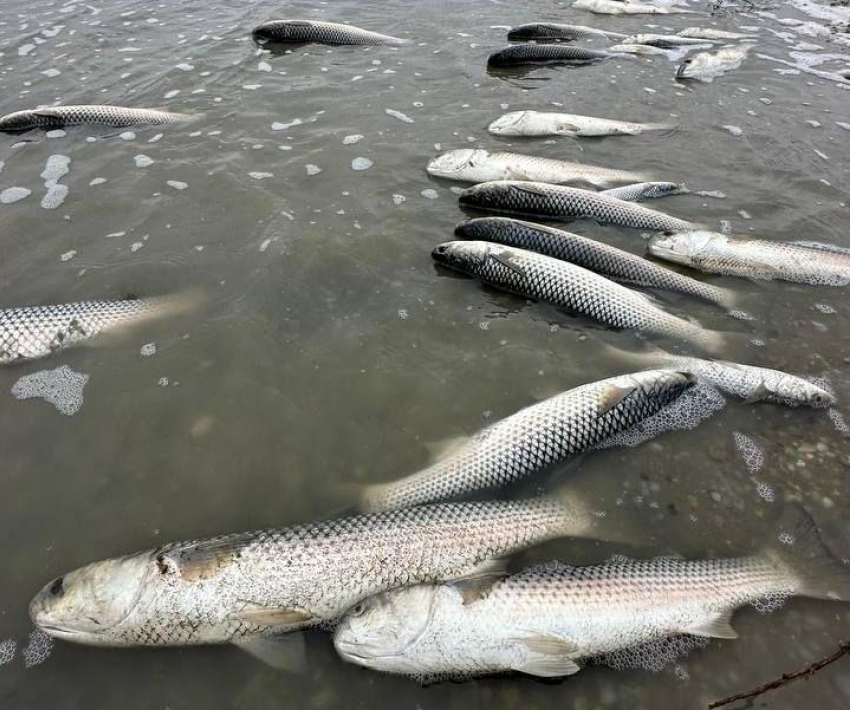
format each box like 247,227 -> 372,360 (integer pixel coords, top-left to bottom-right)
359,369 -> 695,512
0,106 -> 193,132
252,19 -> 404,45
30,498 -> 599,668
506,23 -> 626,41
488,110 -> 675,137
0,295 -> 197,364
648,231 -> 850,286
459,181 -> 695,232
335,506 -> 850,680
488,44 -> 612,68
427,150 -> 648,189
432,241 -> 725,351
454,218 -> 735,309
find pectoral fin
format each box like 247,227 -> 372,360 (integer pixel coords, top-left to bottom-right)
512,635 -> 582,677
32,109 -> 63,120
512,184 -> 552,198
682,610 -> 738,639
425,435 -> 472,462
597,381 -> 639,415
489,252 -> 527,277
231,603 -> 315,628
234,633 -> 307,672
742,381 -> 775,404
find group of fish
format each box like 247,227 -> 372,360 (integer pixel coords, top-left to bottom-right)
2,12 -> 849,690
485,21 -> 756,83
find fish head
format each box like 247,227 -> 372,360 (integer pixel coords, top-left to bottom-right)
432,240 -> 491,272
30,551 -> 155,645
488,111 -> 529,134
426,149 -> 485,179
0,110 -> 36,132
251,21 -> 289,43
334,586 -> 438,672
773,376 -> 836,408
676,52 -> 712,79
453,217 -> 504,240
648,230 -> 717,265
458,180 -> 513,211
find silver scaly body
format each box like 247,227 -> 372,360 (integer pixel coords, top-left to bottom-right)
252,20 -> 404,45
487,110 -> 674,137
506,23 -> 626,41
0,105 -> 192,132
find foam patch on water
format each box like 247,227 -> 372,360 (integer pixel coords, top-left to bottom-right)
594,635 -> 711,673
385,108 -> 414,123
40,155 -> 70,184
343,134 -> 363,145
1,187 -> 31,204
0,639 -> 15,666
596,382 -> 726,450
351,157 -> 373,171
305,164 -> 321,176
134,155 -> 154,168
754,480 -> 776,502
733,432 -> 765,473
12,365 -> 89,416
828,408 -> 850,435
41,183 -> 69,209
22,629 -> 53,668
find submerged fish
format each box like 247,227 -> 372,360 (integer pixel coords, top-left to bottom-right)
488,44 -> 611,68
0,106 -> 193,132
335,506 -> 850,680
30,498 -> 599,667
432,241 -> 724,351
574,0 -> 692,14
488,110 -> 675,137
600,182 -> 687,201
0,295 -> 197,365
458,181 -> 695,232
360,369 -> 695,512
606,43 -> 672,56
676,45 -> 751,82
648,231 -> 850,286
427,150 -> 647,189
621,33 -> 713,47
506,23 -> 626,41
677,27 -> 758,40
454,218 -> 734,308
252,19 -> 403,45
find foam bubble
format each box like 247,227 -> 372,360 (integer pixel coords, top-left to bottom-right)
249,171 -> 273,180
828,408 -> 850,435
167,180 -> 188,190
41,183 -> 69,209
351,157 -> 373,171
46,130 -> 66,138
40,155 -> 70,184
12,365 -> 89,416
0,639 -> 15,666
134,155 -> 153,168
385,108 -> 414,123
140,342 -> 156,357
421,189 -> 439,200
392,194 -> 406,205
272,118 -> 302,131
343,134 -> 363,145
594,635 -> 710,673
89,178 -> 106,186
22,629 -> 53,668
733,432 -> 765,473
120,131 -> 136,141
754,480 -> 776,502
305,164 -> 322,176
0,187 -> 31,204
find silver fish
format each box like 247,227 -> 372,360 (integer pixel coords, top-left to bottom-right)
607,43 -> 673,56
458,181 -> 695,232
600,182 -> 688,201
488,110 -> 675,137
506,23 -> 627,41
30,498 -> 598,669
676,45 -> 751,82
432,241 -> 724,351
252,19 -> 404,46
359,369 -> 695,512
648,231 -> 850,286
0,105 -> 193,133
335,506 -> 850,680
427,150 -> 648,189
678,27 -> 758,40
573,0 -> 693,14
622,33 -> 714,47
453,218 -> 734,308
487,44 -> 611,67
0,295 -> 197,364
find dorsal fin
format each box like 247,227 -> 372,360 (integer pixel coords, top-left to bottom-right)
32,109 -> 63,119
512,183 -> 553,198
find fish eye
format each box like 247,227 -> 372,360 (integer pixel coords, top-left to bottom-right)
49,577 -> 64,597
155,554 -> 172,575
813,394 -> 824,403
350,602 -> 366,617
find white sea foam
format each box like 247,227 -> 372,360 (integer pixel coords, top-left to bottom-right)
12,365 -> 89,416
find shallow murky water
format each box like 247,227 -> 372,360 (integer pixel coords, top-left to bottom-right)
0,0 -> 849,708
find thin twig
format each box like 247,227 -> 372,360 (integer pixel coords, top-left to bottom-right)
708,642 -> 850,709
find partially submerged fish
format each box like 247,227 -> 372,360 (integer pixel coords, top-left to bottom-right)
506,23 -> 626,41
335,506 -> 850,680
252,19 -> 404,45
607,43 -> 672,56
574,0 -> 692,15
488,44 -> 611,68
676,45 -> 751,82
427,150 -> 648,189
454,218 -> 734,308
678,27 -> 758,40
360,369 -> 695,512
458,181 -> 695,232
600,182 -> 688,201
432,241 -> 724,351
648,231 -> 850,286
0,106 -> 193,133
0,295 -> 198,364
30,498 -> 598,668
488,110 -> 675,137
621,33 -> 714,48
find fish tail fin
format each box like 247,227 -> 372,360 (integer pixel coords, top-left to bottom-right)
547,487 -> 634,546
143,289 -> 205,320
759,504 -> 850,602
710,285 -> 738,310
642,122 -> 678,133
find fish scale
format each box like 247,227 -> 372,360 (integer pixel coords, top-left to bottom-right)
361,369 -> 695,512
454,218 -> 733,308
459,181 -> 695,232
506,23 -> 626,41
488,110 -> 674,138
252,20 -> 403,45
0,299 -> 165,364
432,240 -> 721,350
0,105 -> 191,132
488,44 -> 611,67
334,506 -> 850,680
31,498 -> 596,648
